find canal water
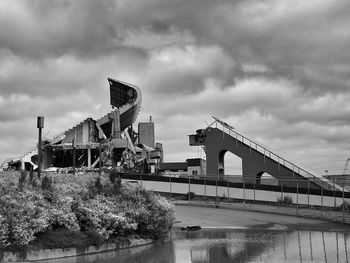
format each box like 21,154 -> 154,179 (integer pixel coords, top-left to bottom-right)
46,228 -> 350,263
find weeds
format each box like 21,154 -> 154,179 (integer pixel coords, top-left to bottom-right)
277,195 -> 293,205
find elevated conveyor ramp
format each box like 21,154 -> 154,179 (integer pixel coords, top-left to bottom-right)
190,116 -> 342,191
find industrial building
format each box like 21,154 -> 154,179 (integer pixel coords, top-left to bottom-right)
159,158 -> 206,178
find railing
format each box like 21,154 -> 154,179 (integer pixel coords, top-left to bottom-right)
1,145 -> 38,168
192,174 -> 349,190
211,116 -> 342,191
0,158 -> 13,168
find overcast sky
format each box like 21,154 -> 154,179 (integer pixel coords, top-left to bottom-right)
1,0 -> 350,175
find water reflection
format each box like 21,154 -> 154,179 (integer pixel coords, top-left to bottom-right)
38,241 -> 176,263
174,229 -> 350,263
40,229 -> 350,263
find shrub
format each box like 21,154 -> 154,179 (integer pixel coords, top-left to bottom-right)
41,176 -> 53,192
73,195 -> 136,239
186,191 -> 196,200
338,201 -> 350,211
48,195 -> 80,231
29,170 -> 34,182
277,197 -> 281,204
32,228 -> 103,249
111,180 -> 122,195
0,190 -> 50,246
31,178 -> 38,187
0,214 -> 9,247
128,193 -> 174,239
0,171 -> 175,248
94,177 -> 103,194
86,177 -> 104,197
220,193 -> 227,201
18,171 -> 27,191
277,195 -> 293,205
84,229 -> 105,246
109,168 -> 119,184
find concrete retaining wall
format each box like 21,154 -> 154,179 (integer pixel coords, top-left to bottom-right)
0,238 -> 153,262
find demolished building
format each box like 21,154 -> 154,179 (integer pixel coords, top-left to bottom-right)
1,78 -> 163,173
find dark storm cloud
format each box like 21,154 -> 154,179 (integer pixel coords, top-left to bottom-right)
129,0 -> 350,95
2,0 -> 349,94
0,50 -> 148,98
121,0 -> 350,96
0,0 -> 120,59
216,0 -> 350,94
1,0 -> 350,174
0,0 -> 241,93
5,0 -> 348,97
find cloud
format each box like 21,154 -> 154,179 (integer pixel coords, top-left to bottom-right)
2,0 -> 349,95
0,51 -> 148,98
0,0 -> 123,59
142,77 -> 299,119
142,45 -> 239,95
1,0 -> 350,175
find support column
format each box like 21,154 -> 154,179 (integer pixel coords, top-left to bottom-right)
72,139 -> 76,175
112,109 -> 121,139
206,148 -> 220,176
111,108 -> 121,168
87,148 -> 91,168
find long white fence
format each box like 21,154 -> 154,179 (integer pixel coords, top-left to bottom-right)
122,174 -> 350,223
129,178 -> 349,208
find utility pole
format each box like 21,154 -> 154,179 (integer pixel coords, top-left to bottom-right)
343,158 -> 350,175
37,116 -> 44,178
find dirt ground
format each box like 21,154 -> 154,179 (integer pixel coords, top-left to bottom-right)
174,203 -> 350,231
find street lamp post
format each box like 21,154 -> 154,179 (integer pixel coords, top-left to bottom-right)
37,116 -> 44,178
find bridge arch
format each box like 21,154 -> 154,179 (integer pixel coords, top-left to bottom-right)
256,171 -> 264,184
256,171 -> 278,185
218,149 -> 243,181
